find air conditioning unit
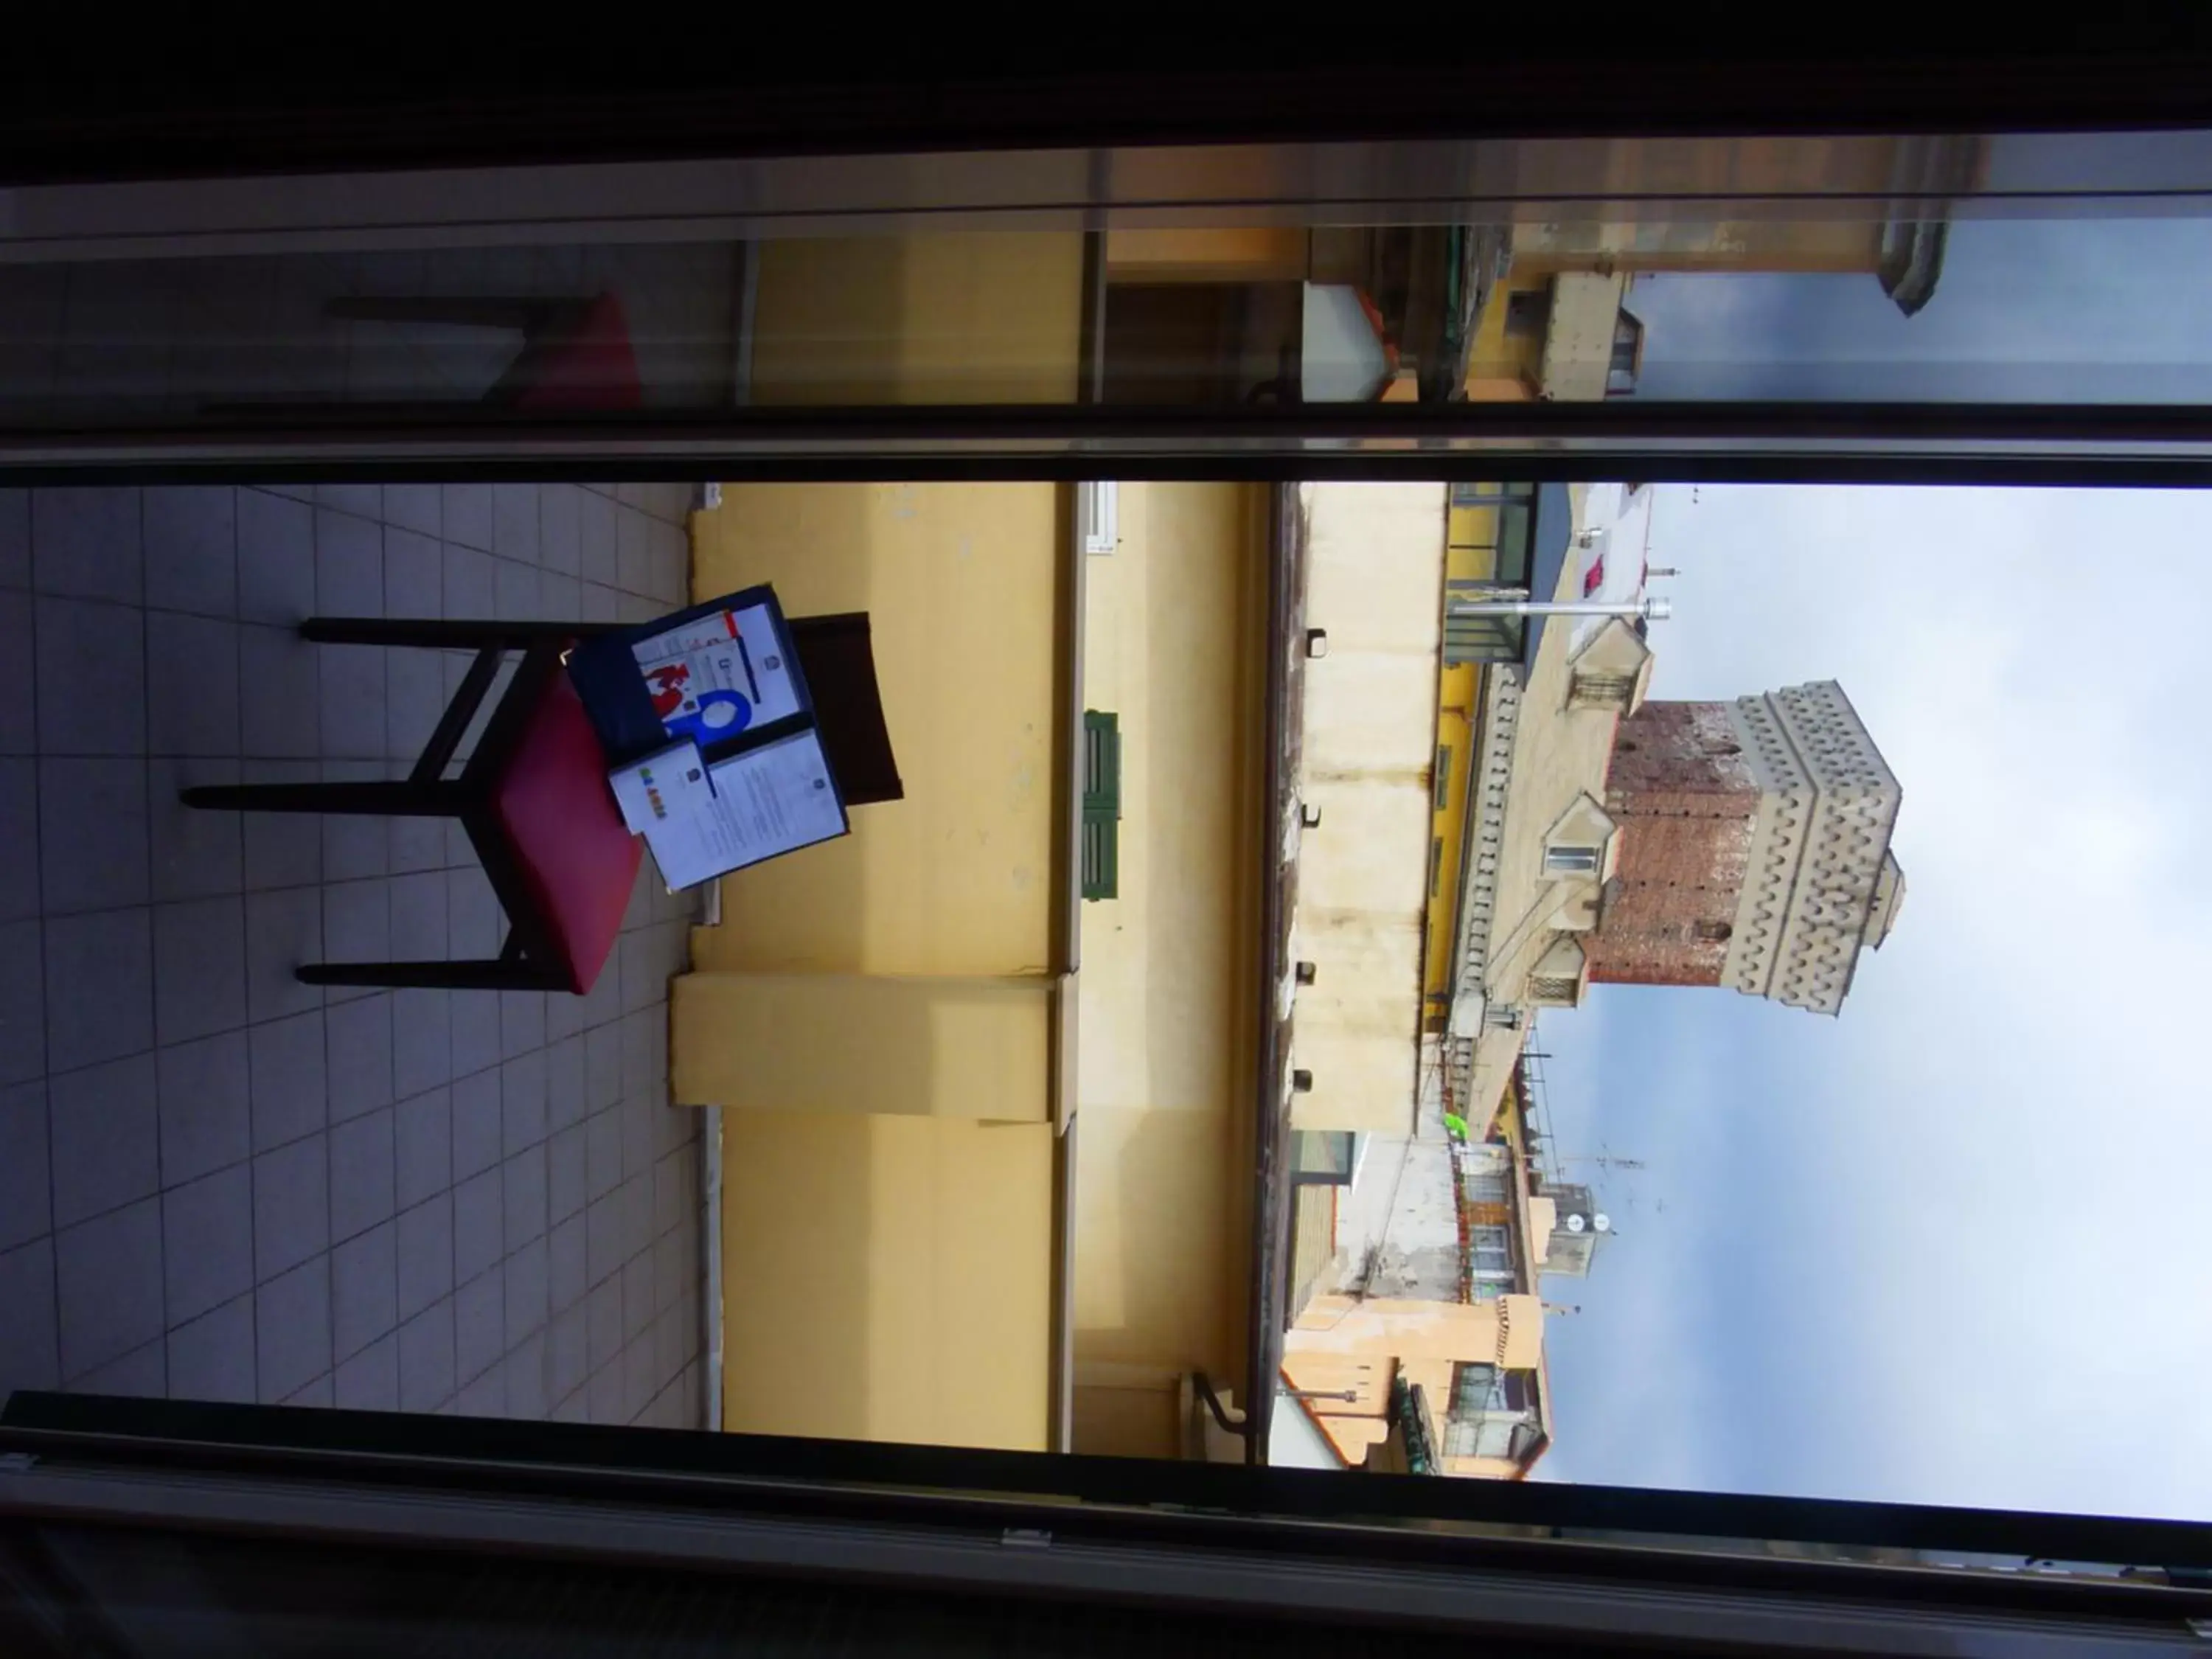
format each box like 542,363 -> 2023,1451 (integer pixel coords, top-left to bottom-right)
1079,481 -> 1119,555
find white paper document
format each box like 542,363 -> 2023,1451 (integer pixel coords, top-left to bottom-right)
605,740 -> 712,836
639,728 -> 847,890
630,602 -> 801,748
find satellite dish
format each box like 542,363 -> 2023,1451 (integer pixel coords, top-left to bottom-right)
1565,1214 -> 1586,1234
1593,1214 -> 1613,1234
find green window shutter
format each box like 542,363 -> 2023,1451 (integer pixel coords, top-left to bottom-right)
1494,500 -> 1533,587
1082,711 -> 1121,901
1433,743 -> 1453,810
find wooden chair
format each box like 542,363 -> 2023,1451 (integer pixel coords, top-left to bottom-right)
181,613 -> 900,995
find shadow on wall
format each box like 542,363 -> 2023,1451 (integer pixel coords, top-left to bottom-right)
700,953 -> 1047,1442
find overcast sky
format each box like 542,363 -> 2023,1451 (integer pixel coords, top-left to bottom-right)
1627,214 -> 2212,403
1533,481 -> 2212,1524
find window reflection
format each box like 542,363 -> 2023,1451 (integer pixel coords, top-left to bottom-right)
8,127 -> 2212,431
5,120 -> 2212,1570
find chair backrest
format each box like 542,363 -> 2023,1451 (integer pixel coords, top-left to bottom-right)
787,613 -> 903,807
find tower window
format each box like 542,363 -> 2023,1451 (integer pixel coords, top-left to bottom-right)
1529,974 -> 1582,1007
1568,667 -> 1638,710
1694,920 -> 1733,943
1544,844 -> 1601,877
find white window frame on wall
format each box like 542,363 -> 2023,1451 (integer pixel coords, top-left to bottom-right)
1079,481 -> 1120,555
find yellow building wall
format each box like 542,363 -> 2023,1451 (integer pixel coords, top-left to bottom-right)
688,484 -> 1067,978
681,240 -> 1088,1453
1070,481 -> 1270,1458
672,973 -> 1054,1121
1444,1453 -> 1529,1479
1290,483 -> 1447,1135
1287,1293 -> 1542,1367
1070,1379 -> 1183,1459
1105,227 -> 1310,283
1464,273 -> 1550,401
1422,492 -> 1517,1007
717,1108 -> 1056,1450
1571,135 -> 1924,199
1512,216 -> 1886,275
685,479 -> 1073,1448
748,232 -> 1086,406
1281,1352 -> 1393,1413
1422,660 -> 1478,1023
1299,1353 -> 1534,1475
1316,1414 -> 1391,1462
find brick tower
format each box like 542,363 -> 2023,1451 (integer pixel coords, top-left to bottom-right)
1584,681 -> 1905,1014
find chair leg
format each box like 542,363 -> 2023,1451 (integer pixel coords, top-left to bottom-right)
409,648 -> 504,785
296,959 -> 568,992
181,781 -> 467,815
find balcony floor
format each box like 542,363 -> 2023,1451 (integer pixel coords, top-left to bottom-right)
0,481 -> 711,1427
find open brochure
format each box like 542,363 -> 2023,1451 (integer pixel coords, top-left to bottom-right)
629,599 -> 804,745
568,585 -> 854,891
634,729 -> 846,891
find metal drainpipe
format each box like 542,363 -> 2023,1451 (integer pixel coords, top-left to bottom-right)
696,877 -> 726,1433
701,1104 -> 723,1433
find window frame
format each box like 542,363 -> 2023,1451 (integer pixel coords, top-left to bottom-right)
9,58 -> 2212,1583
1544,844 -> 1602,877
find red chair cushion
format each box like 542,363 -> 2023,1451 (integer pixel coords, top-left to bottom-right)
511,293 -> 644,412
490,671 -> 641,995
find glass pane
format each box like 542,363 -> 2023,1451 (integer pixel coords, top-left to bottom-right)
10,128 -> 2212,456
3,465 -> 2211,1579
1571,217 -> 2212,403
11,122 -> 2212,1581
1293,1130 -> 1357,1182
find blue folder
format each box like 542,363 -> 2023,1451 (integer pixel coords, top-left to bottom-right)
564,584 -> 821,769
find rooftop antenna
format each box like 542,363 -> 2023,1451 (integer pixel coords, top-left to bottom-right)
1557,1151 -> 1646,1175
